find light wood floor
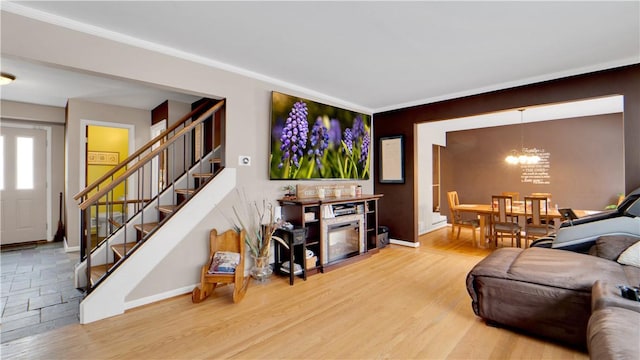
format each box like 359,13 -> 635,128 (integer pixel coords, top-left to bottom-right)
0,227 -> 588,359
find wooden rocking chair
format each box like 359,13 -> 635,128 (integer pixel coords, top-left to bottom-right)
192,229 -> 249,303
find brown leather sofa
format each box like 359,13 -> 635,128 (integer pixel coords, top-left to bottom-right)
466,236 -> 640,358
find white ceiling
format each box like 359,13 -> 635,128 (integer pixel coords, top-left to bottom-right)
1,1 -> 639,112
0,56 -> 203,110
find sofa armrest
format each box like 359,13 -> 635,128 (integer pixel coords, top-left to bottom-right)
592,280 -> 640,313
588,307 -> 640,360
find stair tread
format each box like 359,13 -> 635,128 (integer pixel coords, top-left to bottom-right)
134,223 -> 158,234
210,158 -> 222,164
175,188 -> 196,195
192,172 -> 213,178
90,263 -> 113,285
111,243 -> 137,258
157,204 -> 178,214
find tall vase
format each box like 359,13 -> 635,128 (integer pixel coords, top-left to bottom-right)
250,255 -> 273,282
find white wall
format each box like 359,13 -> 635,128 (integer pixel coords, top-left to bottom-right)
65,99 -> 150,249
0,12 -> 374,204
1,11 -> 374,304
416,124 -> 447,235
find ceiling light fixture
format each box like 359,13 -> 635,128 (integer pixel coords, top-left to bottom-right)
0,72 -> 16,85
505,109 -> 540,165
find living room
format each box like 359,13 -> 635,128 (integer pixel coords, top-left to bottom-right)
1,2 -> 639,359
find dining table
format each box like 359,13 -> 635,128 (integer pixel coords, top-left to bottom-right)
452,202 -> 600,245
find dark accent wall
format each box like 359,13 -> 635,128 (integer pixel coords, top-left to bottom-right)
374,64 -> 640,243
440,113 -> 624,220
151,100 -> 168,125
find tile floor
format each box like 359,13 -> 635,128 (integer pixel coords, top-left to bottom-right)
1,241 -> 82,343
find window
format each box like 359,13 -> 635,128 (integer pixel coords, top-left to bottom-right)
16,136 -> 34,190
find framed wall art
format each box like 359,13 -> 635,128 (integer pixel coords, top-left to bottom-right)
87,151 -> 119,166
379,135 -> 404,183
270,91 -> 371,180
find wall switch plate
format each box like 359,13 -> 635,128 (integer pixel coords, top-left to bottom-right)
239,155 -> 251,166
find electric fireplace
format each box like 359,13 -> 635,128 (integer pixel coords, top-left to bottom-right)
321,214 -> 365,265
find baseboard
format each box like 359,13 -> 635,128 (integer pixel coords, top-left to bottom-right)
124,284 -> 198,311
418,223 -> 448,236
64,238 -> 80,252
0,239 -> 46,251
390,238 -> 421,248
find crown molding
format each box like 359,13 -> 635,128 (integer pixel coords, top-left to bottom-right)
1,2 -> 373,114
373,58 -> 639,114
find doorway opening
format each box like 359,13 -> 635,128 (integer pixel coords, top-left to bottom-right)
80,121 -> 134,247
416,95 -> 624,235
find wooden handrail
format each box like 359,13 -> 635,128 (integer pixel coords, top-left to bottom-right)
74,99 -> 220,201
78,100 -> 225,210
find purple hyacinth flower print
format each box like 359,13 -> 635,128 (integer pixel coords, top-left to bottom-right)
278,101 -> 309,169
343,128 -> 353,155
328,119 -> 342,149
308,117 -> 329,168
359,131 -> 370,164
352,115 -> 365,140
271,118 -> 284,143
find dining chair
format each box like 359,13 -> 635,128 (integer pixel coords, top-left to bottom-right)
523,196 -> 555,247
501,191 -> 520,201
530,192 -> 554,226
446,191 -> 480,243
531,192 -> 552,198
491,195 -> 522,248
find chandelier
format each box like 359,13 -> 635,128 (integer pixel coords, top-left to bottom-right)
504,109 -> 540,165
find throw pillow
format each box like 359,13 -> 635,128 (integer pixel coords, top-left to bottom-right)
595,235 -> 640,261
617,241 -> 640,268
208,251 -> 241,274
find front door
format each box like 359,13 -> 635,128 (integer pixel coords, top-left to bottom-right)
0,126 -> 47,244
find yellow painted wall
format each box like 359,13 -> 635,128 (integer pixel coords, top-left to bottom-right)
87,125 -> 128,216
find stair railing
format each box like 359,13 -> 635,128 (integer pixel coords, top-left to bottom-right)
74,99 -> 225,292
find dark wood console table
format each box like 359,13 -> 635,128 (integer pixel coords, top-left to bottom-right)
277,194 -> 383,277
273,227 -> 308,285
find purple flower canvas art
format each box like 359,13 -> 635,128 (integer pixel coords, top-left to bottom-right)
270,91 -> 371,180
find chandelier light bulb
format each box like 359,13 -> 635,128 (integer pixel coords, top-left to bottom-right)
505,155 -> 519,164
503,108 -> 541,165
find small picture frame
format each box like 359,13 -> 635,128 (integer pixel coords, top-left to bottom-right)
87,151 -> 119,166
379,135 -> 404,183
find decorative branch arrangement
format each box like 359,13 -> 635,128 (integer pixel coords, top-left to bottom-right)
230,189 -> 287,258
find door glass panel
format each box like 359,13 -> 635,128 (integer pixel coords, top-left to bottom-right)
0,136 -> 4,190
16,136 -> 34,190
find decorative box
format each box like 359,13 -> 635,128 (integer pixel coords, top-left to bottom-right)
304,212 -> 316,222
305,256 -> 317,269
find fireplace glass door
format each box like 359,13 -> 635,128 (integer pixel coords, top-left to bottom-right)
327,221 -> 360,263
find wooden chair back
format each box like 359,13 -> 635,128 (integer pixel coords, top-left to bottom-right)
524,196 -> 549,226
447,191 -> 459,208
491,195 -> 521,247
209,228 -> 244,260
531,193 -> 552,208
531,192 -> 552,199
524,196 -> 553,245
501,191 -> 520,202
447,190 -> 478,242
492,195 -> 514,224
446,191 -> 462,223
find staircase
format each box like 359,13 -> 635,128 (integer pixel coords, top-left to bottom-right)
73,99 -> 232,322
